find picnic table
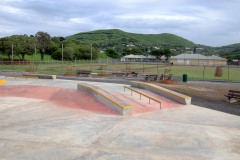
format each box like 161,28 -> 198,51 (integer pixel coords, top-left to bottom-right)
76,70 -> 91,77
224,90 -> 240,103
112,71 -> 139,77
144,74 -> 159,81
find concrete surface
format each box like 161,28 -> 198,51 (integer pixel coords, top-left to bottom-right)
0,77 -> 240,160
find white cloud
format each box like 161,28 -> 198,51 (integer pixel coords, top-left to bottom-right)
69,18 -> 90,24
0,0 -> 240,46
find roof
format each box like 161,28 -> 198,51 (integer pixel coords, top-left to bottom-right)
123,54 -> 146,59
171,53 -> 226,60
122,54 -> 164,59
209,55 -> 226,60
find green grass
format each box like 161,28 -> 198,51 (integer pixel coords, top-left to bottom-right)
1,60 -> 239,81
0,53 -> 53,61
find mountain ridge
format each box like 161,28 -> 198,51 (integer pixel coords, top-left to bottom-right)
67,29 -> 240,56
67,29 -> 196,47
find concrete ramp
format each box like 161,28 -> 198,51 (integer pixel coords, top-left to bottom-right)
77,84 -> 132,115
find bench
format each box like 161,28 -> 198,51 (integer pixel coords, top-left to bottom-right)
128,71 -> 139,77
76,70 -> 91,77
144,74 -> 159,81
112,71 -> 139,77
224,90 -> 240,103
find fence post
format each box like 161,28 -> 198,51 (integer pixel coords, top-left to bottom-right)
203,66 -> 205,78
228,66 -> 229,80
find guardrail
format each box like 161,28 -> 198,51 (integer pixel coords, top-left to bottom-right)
124,86 -> 161,109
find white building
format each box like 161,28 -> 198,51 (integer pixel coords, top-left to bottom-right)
121,54 -> 168,62
170,53 -> 227,66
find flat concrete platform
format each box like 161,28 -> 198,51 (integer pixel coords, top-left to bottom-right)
0,78 -> 240,160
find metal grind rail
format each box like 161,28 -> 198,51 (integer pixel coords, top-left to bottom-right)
124,86 -> 161,109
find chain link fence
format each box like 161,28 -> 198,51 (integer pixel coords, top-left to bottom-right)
0,59 -> 240,82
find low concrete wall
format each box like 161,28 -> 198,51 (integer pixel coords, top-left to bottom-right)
130,81 -> 191,105
77,84 -> 132,115
23,74 -> 56,80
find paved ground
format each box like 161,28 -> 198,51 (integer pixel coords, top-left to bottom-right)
0,78 -> 240,160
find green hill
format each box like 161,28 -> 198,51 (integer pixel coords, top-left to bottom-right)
66,29 -> 240,56
67,29 -> 196,48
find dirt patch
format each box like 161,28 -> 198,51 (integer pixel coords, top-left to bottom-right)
25,70 -> 37,72
153,80 -> 240,116
63,73 -> 77,76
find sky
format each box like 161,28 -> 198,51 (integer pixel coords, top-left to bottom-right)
0,0 -> 240,47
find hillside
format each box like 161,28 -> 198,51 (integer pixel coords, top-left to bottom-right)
67,29 -> 196,48
67,29 -> 240,57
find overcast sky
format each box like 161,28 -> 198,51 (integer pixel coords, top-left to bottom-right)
0,0 -> 239,46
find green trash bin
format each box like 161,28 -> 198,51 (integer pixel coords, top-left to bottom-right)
182,74 -> 188,82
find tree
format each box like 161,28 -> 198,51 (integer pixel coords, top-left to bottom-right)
35,31 -> 51,60
122,48 -> 143,56
150,49 -> 165,75
0,35 -> 34,60
106,48 -> 119,58
77,45 -> 98,60
163,49 -> 172,61
52,47 -> 74,60
0,37 -> 13,60
16,35 -> 36,60
150,49 -> 164,60
45,41 -> 59,55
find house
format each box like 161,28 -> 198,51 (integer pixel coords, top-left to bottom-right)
121,54 -> 146,62
170,53 -> 227,66
121,54 -> 167,62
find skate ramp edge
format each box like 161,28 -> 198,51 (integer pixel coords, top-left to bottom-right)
77,84 -> 132,115
130,81 -> 191,105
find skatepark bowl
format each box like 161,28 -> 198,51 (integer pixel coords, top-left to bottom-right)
0,77 -> 239,160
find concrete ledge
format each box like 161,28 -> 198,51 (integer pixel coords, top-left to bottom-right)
23,74 -> 56,80
5,75 -> 38,80
77,84 -> 132,115
0,79 -> 6,84
130,81 -> 191,105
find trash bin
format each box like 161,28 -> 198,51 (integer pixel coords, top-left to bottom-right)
182,74 -> 188,82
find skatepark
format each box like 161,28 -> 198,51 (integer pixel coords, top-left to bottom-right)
0,77 -> 240,159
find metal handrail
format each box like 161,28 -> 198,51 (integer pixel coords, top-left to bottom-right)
124,86 -> 161,109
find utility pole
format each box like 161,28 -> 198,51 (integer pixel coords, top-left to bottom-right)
34,44 -> 36,63
11,44 -> 13,69
62,44 -> 64,72
91,43 -> 93,71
